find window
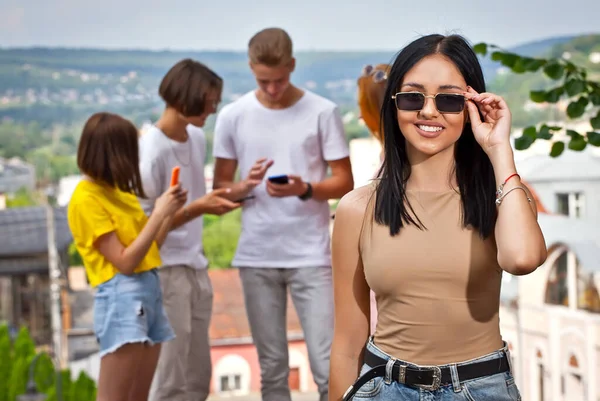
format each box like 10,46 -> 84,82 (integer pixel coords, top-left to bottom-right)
577,271 -> 600,313
563,354 -> 586,401
556,192 -> 585,218
219,374 -> 242,392
545,252 -> 569,306
213,354 -> 250,395
0,274 -> 51,344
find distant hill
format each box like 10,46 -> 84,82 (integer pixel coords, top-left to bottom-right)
511,35 -> 580,56
0,34 -> 580,90
0,33 -> 597,128
479,34 -> 579,81
1,33 -> 598,185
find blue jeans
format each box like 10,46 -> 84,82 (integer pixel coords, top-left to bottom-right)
353,339 -> 521,400
94,269 -> 175,357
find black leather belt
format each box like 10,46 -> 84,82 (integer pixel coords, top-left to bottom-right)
342,348 -> 510,400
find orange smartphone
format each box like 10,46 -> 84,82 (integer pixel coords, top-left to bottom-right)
170,166 -> 180,187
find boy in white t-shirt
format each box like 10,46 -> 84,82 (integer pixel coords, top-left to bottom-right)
139,59 -> 240,401
212,28 -> 354,401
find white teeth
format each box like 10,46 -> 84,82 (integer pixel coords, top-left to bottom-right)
418,125 -> 443,132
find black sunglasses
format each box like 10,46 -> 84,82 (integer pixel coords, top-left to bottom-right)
392,92 -> 466,113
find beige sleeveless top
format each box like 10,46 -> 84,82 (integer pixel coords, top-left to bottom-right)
361,189 -> 503,365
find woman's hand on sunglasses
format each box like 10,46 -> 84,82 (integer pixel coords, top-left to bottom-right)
464,86 -> 513,156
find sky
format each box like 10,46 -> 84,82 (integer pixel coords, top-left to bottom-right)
1,0 -> 599,51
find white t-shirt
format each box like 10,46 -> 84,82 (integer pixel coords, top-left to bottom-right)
138,124 -> 208,269
213,90 -> 349,268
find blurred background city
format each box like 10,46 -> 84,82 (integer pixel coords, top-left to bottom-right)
1,0 -> 599,400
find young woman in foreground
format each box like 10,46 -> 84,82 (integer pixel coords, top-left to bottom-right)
329,34 -> 547,401
68,112 -> 187,401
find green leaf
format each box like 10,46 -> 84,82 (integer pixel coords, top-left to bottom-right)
590,92 -> 600,106
564,61 -> 578,73
565,79 -> 587,97
500,53 -> 519,69
473,43 -> 487,56
566,100 -> 586,119
537,125 -> 554,140
587,132 -> 600,147
566,129 -> 582,139
550,141 -> 565,157
591,114 -> 600,130
512,58 -> 527,73
522,126 -> 537,139
523,58 -> 546,72
568,136 -> 587,151
530,90 -> 547,103
515,134 -> 535,150
544,87 -> 564,103
543,62 -> 564,80
491,51 -> 504,62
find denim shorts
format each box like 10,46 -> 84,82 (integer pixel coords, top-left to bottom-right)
93,269 -> 175,357
352,339 -> 521,400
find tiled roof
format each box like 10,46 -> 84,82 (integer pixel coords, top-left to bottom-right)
208,269 -> 303,342
0,206 -> 72,257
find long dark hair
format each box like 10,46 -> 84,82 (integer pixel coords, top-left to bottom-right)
375,34 -> 496,239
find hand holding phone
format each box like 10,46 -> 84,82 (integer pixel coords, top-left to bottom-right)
267,174 -> 289,185
170,166 -> 180,187
266,174 -> 307,198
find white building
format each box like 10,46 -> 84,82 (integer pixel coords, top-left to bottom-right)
349,137 -> 381,188
500,148 -> 600,401
56,174 -> 83,207
500,213 -> 600,401
0,157 -> 36,194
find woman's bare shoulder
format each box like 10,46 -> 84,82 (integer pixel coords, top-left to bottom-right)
335,183 -> 376,221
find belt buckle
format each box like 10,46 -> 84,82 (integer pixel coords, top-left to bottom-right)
419,365 -> 442,391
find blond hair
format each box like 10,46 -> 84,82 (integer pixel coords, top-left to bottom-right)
248,27 -> 293,66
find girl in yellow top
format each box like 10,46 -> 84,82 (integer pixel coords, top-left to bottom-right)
68,112 -> 187,401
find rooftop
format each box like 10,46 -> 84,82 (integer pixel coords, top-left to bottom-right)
0,206 -> 72,274
209,268 -> 304,344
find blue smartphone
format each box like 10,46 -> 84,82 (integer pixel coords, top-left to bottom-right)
268,174 -> 289,184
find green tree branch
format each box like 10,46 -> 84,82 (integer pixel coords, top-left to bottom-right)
474,42 -> 600,157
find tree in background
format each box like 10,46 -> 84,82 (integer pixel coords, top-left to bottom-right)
202,209 -> 242,269
0,324 -> 97,401
475,39 -> 600,157
6,188 -> 38,208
